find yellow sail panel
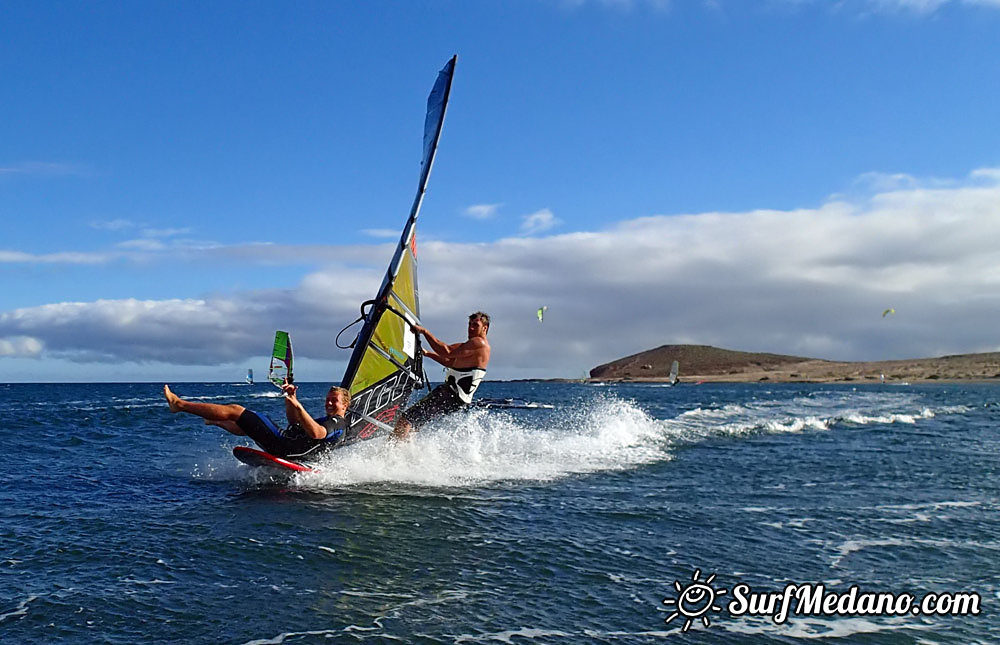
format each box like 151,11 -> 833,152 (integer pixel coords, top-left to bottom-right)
348,344 -> 392,395
348,318 -> 399,395
346,251 -> 414,396
391,247 -> 418,319
373,306 -> 407,365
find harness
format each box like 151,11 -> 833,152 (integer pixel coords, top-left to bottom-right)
444,367 -> 486,404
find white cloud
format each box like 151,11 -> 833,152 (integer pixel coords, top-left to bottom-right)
0,161 -> 86,176
463,204 -> 502,220
867,0 -> 950,12
141,227 -> 192,238
117,239 -> 167,251
867,0 -> 1000,11
850,171 -> 922,193
0,240 -> 351,266
0,336 -> 43,357
0,250 -> 109,264
564,0 -> 1000,13
90,219 -> 137,231
3,167 -> 1000,379
785,0 -> 1000,13
361,228 -> 401,238
520,208 -> 561,235
970,168 -> 1000,182
557,0 -> 672,11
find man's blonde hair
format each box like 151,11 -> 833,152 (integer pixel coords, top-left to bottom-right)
328,386 -> 351,407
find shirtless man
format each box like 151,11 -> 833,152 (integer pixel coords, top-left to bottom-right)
164,381 -> 350,460
393,311 -> 491,439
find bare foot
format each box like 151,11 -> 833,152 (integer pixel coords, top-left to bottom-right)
163,385 -> 182,413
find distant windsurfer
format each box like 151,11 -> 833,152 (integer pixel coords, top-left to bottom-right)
163,382 -> 349,460
393,311 -> 491,440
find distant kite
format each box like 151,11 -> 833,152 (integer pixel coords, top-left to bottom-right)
537,306 -> 547,322
882,308 -> 896,318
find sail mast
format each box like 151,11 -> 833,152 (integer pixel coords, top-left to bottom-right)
385,54 -> 456,296
329,56 -> 458,444
340,55 -> 457,391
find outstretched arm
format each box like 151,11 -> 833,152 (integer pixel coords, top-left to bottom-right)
282,383 -> 327,440
423,337 -> 489,369
412,325 -> 460,359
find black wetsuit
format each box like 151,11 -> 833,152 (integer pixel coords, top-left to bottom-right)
236,410 -> 347,459
401,366 -> 487,429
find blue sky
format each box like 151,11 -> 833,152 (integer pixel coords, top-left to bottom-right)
3,0 -> 1000,382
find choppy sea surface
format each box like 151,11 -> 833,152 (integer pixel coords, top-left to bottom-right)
1,380 -> 998,643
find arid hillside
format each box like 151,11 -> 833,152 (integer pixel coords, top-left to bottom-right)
589,344 -> 1000,383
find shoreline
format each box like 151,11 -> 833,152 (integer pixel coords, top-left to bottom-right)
584,346 -> 1000,385
504,376 -> 1000,384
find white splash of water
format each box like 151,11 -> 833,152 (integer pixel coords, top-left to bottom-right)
300,396 -> 670,487
249,390 -> 284,399
659,389 -> 956,441
0,595 -> 37,623
719,615 -> 928,639
190,387 -> 969,488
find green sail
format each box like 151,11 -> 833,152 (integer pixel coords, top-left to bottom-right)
268,330 -> 293,387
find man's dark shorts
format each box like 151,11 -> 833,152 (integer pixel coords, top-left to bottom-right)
401,384 -> 466,429
236,409 -> 334,459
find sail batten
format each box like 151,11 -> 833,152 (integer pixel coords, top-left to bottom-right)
337,56 -> 456,444
367,342 -> 422,382
388,292 -> 418,322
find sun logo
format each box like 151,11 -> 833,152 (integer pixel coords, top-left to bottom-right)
662,569 -> 727,631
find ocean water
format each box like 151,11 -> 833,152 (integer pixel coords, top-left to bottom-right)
1,380 -> 997,643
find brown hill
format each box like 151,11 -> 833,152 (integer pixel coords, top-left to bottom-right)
590,345 -> 816,379
589,345 -> 1000,383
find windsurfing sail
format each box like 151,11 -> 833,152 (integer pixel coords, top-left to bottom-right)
537,306 -> 547,322
268,330 -> 293,387
668,360 -> 679,386
338,55 -> 457,444
245,368 -> 253,385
